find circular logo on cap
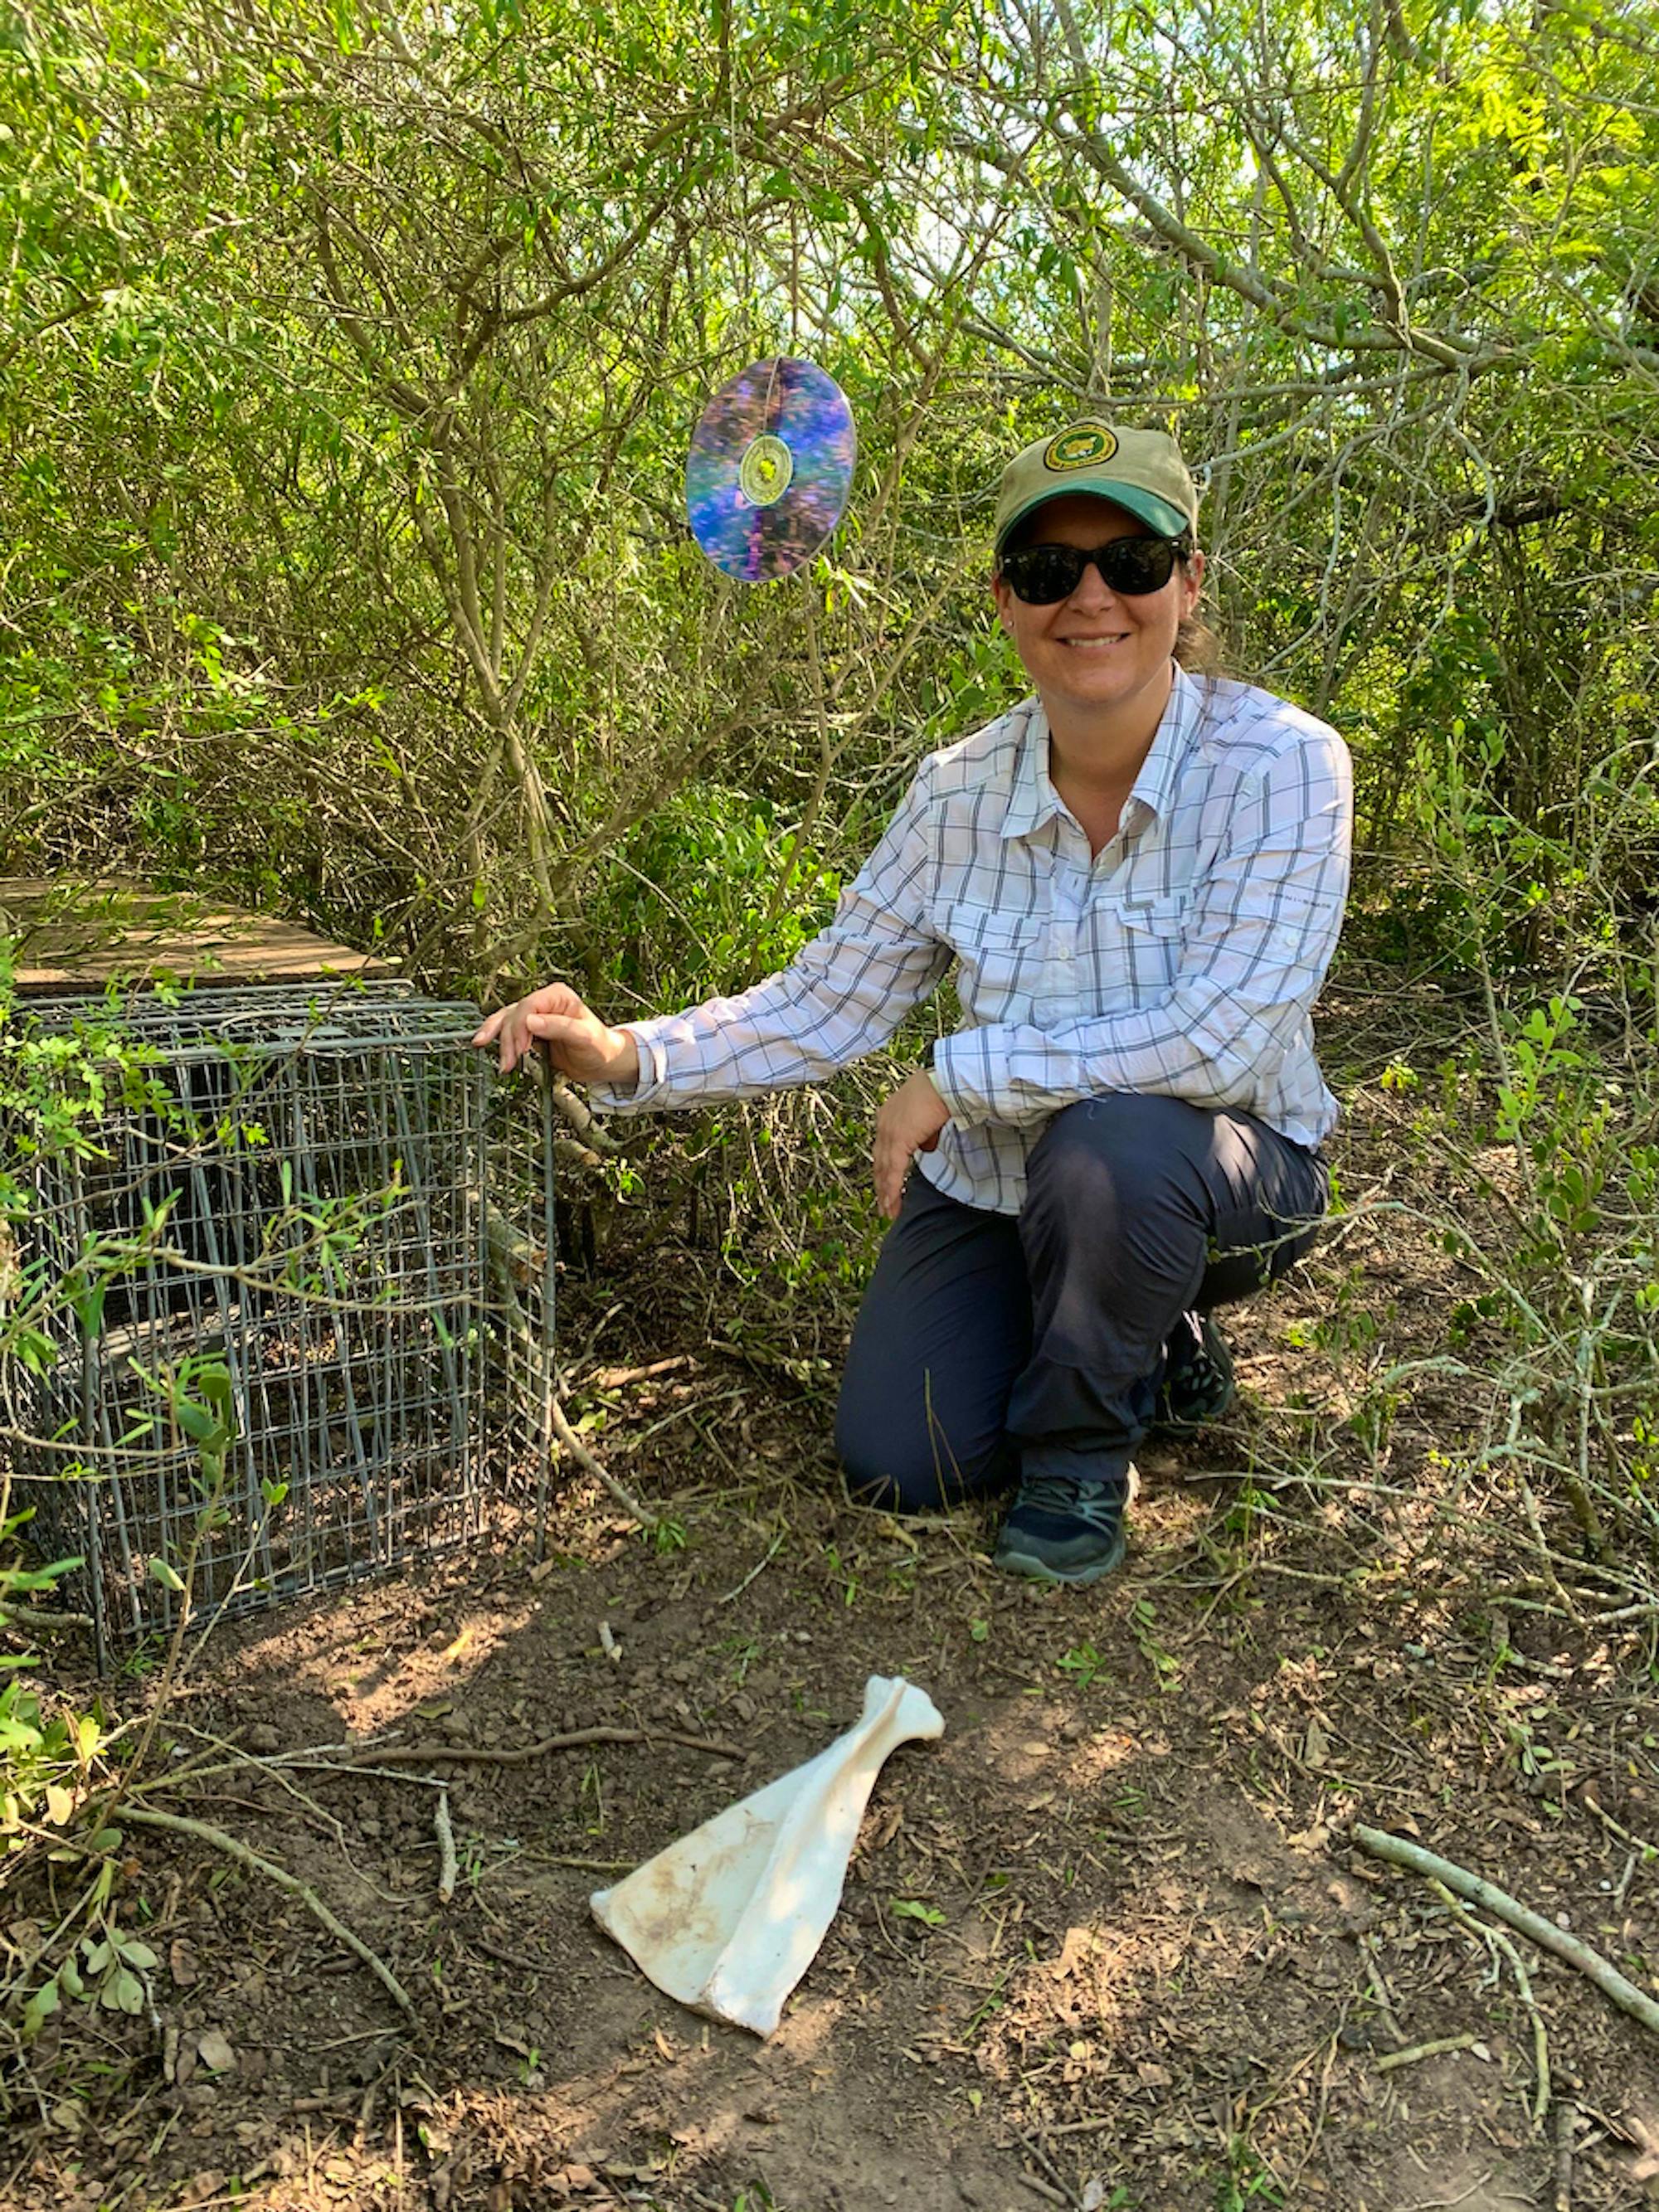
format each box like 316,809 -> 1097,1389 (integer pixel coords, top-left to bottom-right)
1044,425 -> 1118,473
737,433 -> 794,508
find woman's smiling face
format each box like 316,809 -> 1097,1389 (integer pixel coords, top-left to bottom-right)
993,493 -> 1204,727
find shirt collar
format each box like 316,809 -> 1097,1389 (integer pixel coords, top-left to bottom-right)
998,664 -> 1202,843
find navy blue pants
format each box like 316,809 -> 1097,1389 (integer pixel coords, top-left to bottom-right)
834,1093 -> 1327,1511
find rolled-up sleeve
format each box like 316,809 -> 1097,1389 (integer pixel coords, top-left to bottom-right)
929,730 -> 1351,1129
590,775 -> 952,1114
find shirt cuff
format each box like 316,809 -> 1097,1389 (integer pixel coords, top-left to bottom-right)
927,1028 -> 988,1124
586,1023 -> 669,1113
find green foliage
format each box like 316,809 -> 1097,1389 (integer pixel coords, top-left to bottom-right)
2,0 -> 1659,1599
0,1523 -> 100,1857
591,785 -> 841,1009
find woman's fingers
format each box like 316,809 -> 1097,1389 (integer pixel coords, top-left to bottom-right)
473,984 -> 599,1074
872,1115 -> 908,1218
873,1072 -> 950,1218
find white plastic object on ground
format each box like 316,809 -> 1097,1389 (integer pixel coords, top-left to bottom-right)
591,1673 -> 944,2036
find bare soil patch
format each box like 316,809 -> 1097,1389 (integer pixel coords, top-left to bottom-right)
7,987 -> 1659,2212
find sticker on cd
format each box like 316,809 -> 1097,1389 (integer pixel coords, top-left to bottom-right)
737,433 -> 794,508
686,358 -> 855,581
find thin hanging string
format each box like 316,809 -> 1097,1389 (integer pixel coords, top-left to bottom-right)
790,202 -> 801,358
718,0 -> 754,324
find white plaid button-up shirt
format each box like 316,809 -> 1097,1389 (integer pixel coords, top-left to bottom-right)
595,664 -> 1352,1215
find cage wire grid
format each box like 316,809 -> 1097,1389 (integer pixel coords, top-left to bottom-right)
3,983 -> 557,1665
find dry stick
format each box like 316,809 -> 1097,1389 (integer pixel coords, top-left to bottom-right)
122,1806 -> 417,2025
0,1601 -> 95,1634
1554,2098 -> 1577,2212
1359,1931 -> 1412,2047
719,1530 -> 786,1606
472,1935 -> 551,1974
1011,2125 -> 1080,2209
1354,1826 -> 1659,2039
588,1354 -> 693,1390
1374,2031 -> 1479,2073
549,1395 -> 658,1529
1428,1875 -> 1551,2127
336,1723 -> 742,1769
434,1787 -> 457,1906
1581,1791 -> 1659,1865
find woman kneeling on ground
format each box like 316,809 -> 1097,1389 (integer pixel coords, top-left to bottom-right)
476,418 -> 1352,1587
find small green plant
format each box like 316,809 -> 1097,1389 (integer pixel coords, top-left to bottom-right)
731,2186 -> 780,2212
889,1897 -> 946,1926
23,1919 -> 158,2039
1057,1640 -> 1106,1689
1129,1600 -> 1181,1691
821,1543 -> 859,1608
1214,2139 -> 1287,2209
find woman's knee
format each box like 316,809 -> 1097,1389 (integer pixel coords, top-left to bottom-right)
834,1397 -> 1007,1514
1027,1092 -> 1200,1206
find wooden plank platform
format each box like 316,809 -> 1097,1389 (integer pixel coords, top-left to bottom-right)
1,878 -> 394,994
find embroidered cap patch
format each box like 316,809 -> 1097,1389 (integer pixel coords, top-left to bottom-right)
1044,425 -> 1118,472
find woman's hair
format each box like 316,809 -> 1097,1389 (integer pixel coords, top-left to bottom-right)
1174,547 -> 1225,676
1175,607 -> 1225,675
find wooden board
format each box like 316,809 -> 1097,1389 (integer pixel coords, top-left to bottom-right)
1,878 -> 394,994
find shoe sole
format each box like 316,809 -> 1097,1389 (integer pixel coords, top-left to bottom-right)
991,1527 -> 1128,1587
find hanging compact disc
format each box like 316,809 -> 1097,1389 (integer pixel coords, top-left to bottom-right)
685,357 -> 856,581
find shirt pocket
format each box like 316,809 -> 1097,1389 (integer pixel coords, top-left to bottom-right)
943,902 -> 1047,1024
1084,894 -> 1188,1006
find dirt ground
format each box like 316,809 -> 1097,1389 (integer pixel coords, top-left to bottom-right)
7,982 -> 1659,2212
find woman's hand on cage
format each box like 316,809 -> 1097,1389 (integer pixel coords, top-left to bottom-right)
473,984 -> 640,1088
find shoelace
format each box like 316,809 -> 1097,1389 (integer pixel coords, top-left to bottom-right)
1016,1474 -> 1121,1524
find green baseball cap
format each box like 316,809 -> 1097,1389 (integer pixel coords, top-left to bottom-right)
994,420 -> 1198,557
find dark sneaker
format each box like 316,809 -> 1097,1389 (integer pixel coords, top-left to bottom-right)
1154,1311 -> 1235,1437
992,1470 -> 1135,1586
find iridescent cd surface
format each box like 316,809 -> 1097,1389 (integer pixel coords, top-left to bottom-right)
685,357 -> 856,581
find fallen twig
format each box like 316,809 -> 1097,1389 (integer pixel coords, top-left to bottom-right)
1358,1931 -> 1411,2048
719,1531 -> 786,1605
0,1601 -> 95,1634
589,1354 -> 693,1389
471,1935 -> 551,1975
434,1787 -> 457,1905
1579,1791 -> 1659,1865
338,1723 -> 742,1767
1375,2031 -> 1478,2072
1354,1824 -> 1659,2039
550,1395 -> 658,1529
1428,1876 -> 1550,2127
123,1805 -> 417,2024
1553,2097 -> 1577,2211
1011,2126 -> 1080,2208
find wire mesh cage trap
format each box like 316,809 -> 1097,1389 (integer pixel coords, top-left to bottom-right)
3,983 -> 556,1665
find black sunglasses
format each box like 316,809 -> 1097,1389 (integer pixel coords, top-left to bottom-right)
999,535 -> 1191,605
